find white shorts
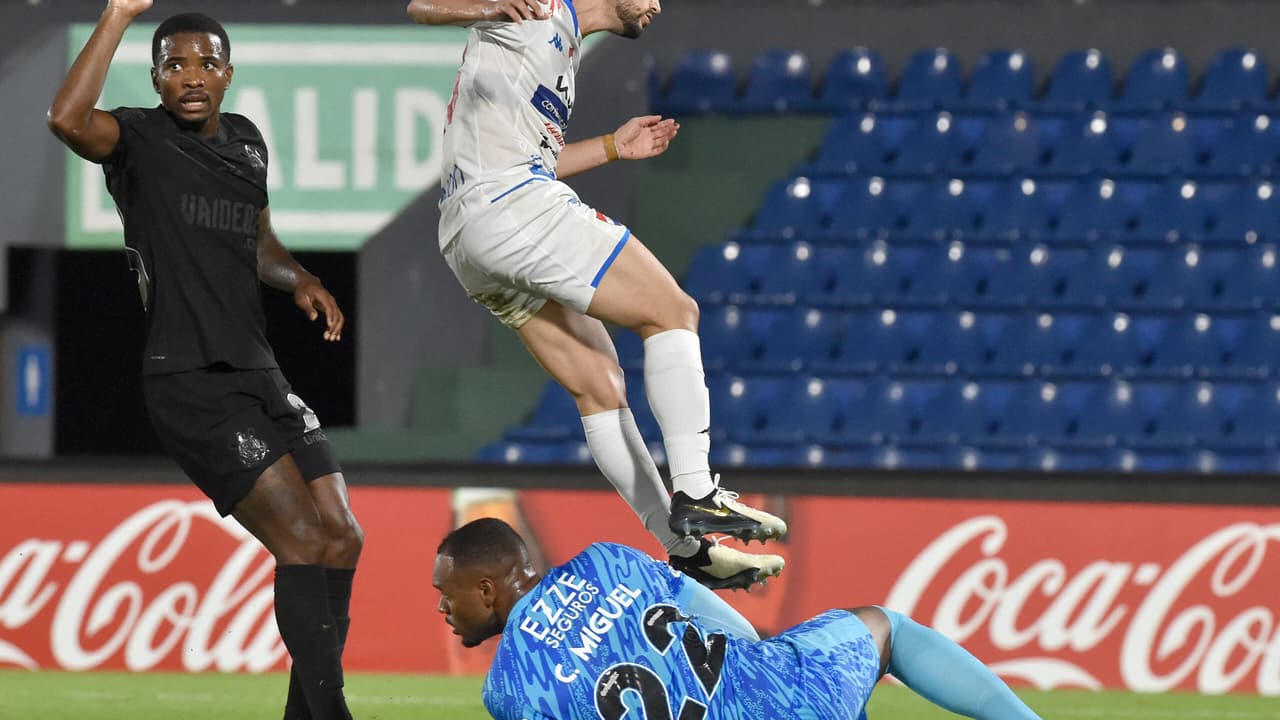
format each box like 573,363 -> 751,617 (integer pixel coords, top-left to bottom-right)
441,178 -> 631,329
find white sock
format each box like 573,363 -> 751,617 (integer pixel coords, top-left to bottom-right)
581,409 -> 700,557
643,329 -> 716,499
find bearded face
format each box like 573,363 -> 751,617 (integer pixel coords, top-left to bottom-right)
616,0 -> 660,38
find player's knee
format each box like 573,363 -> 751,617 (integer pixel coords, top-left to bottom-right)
849,606 -> 893,676
327,517 -> 365,565
274,518 -> 328,565
671,291 -> 699,332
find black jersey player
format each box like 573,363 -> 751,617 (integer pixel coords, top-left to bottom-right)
48,3 -> 361,718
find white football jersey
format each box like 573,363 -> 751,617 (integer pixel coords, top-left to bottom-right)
438,0 -> 581,244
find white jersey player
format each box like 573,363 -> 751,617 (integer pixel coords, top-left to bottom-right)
409,0 -> 788,591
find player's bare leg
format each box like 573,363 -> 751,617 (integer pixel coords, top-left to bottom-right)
585,233 -> 787,543
233,457 -> 353,720
516,301 -> 782,589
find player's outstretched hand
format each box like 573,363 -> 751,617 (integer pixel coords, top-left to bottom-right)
107,0 -> 153,18
491,0 -> 551,23
614,115 -> 679,160
294,279 -> 345,342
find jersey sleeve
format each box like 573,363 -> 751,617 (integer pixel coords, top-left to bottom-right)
675,571 -> 761,641
103,106 -> 151,168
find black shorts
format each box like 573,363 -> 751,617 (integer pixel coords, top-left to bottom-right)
143,364 -> 341,516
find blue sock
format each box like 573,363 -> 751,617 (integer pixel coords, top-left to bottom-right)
880,608 -> 1041,720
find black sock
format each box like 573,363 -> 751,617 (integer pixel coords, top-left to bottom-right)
275,564 -> 352,720
283,567 -> 356,720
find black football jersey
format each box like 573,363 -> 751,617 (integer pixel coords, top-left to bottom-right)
103,106 -> 278,374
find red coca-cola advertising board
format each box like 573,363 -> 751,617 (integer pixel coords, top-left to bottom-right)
0,482 -> 1276,695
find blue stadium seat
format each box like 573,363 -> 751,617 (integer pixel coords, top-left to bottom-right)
682,243 -> 777,305
658,49 -> 737,115
809,113 -> 898,176
1142,245 -> 1232,309
1039,49 -> 1114,112
879,48 -> 964,111
753,241 -> 822,305
1060,312 -> 1158,376
1148,380 -> 1245,448
994,379 -> 1081,446
1114,48 -> 1190,112
811,377 -> 915,445
1042,112 -> 1121,175
1219,244 -> 1280,308
788,443 -> 872,469
804,241 -> 898,306
1121,113 -> 1205,176
1191,48 -> 1270,112
958,49 -> 1036,111
809,307 -> 913,375
1128,180 -> 1209,243
504,382 -> 580,441
948,445 -> 1024,470
710,375 -> 798,445
885,243 -> 975,306
815,47 -> 888,112
984,244 -> 1088,307
1211,181 -> 1280,244
887,112 -> 965,176
977,178 -> 1049,242
1062,379 -> 1149,447
1226,312 -> 1280,377
1203,115 -> 1279,176
1048,178 -> 1134,242
966,112 -> 1045,175
1226,380 -> 1280,448
738,49 -> 814,114
475,439 -> 589,464
754,306 -> 843,372
905,310 -> 999,375
1062,245 -> 1161,308
897,178 -> 982,241
920,242 -> 1006,306
816,177 -> 909,243
912,378 -> 1014,446
700,305 -> 789,372
741,176 -> 827,242
1021,446 -> 1107,471
989,311 -> 1089,375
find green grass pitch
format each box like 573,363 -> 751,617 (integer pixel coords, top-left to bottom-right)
2,670 -> 1277,719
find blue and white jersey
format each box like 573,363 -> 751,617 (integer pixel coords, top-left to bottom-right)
438,0 -> 580,245
483,543 -> 808,720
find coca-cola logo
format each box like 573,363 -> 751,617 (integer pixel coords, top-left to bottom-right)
885,516 -> 1280,694
0,500 -> 285,672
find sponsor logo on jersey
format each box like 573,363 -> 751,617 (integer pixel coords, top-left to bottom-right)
549,33 -> 565,54
531,85 -> 570,131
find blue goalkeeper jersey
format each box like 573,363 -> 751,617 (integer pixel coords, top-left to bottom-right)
482,542 -> 876,720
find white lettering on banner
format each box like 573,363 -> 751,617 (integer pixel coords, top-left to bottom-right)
886,516 -> 1280,694
294,88 -> 345,190
0,500 -> 285,672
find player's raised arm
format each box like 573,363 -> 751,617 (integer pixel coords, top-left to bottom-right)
555,115 -> 679,179
47,0 -> 153,162
256,208 -> 345,342
406,0 -> 549,26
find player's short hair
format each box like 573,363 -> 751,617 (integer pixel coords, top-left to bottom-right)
437,518 -> 527,569
152,13 -> 231,66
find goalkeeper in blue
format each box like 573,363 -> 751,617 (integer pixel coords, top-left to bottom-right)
434,518 -> 1042,720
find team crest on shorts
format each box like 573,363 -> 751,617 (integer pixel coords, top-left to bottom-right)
234,429 -> 269,467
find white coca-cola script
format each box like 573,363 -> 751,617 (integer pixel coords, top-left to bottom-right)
886,516 -> 1280,694
0,500 -> 285,671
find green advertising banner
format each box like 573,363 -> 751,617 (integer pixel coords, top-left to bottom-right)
66,24 -> 469,250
